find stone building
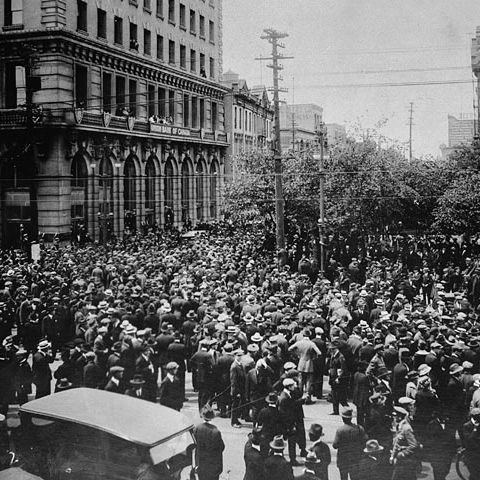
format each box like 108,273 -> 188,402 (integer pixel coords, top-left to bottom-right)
221,70 -> 273,178
0,0 -> 228,247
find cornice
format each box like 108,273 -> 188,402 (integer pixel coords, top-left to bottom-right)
0,28 -> 229,99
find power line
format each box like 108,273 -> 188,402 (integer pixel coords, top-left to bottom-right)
298,79 -> 473,89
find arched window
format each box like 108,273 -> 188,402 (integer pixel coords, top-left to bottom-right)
209,160 -> 218,218
145,157 -> 156,225
196,159 -> 205,221
164,157 -> 174,209
181,158 -> 192,223
124,155 -> 136,213
99,156 -> 114,213
71,153 -> 87,188
70,153 -> 88,241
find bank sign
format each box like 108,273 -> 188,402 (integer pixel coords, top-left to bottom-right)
150,124 -> 190,136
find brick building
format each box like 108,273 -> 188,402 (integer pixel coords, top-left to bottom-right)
0,0 -> 228,247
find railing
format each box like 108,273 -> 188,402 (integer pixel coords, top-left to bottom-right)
0,109 -> 28,126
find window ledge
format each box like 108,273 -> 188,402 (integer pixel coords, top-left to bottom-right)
76,28 -> 89,36
114,42 -> 124,47
190,30 -> 196,36
143,7 -> 152,14
199,34 -> 205,40
209,39 -> 215,45
97,36 -> 107,42
2,24 -> 24,31
168,19 -> 176,26
180,24 -> 187,31
129,0 -> 138,6
156,14 -> 164,20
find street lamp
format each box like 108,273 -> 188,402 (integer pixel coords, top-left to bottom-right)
313,121 -> 327,274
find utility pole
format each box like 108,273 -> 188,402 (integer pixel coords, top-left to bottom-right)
291,77 -> 296,151
256,29 -> 293,253
407,102 -> 414,161
314,123 -> 327,274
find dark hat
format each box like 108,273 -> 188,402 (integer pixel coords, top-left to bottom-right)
341,407 -> 353,418
112,341 -> 122,352
266,392 -> 278,405
269,435 -> 286,450
308,423 -> 324,438
130,374 -> 145,386
201,404 -> 215,420
250,426 -> 263,445
57,378 -> 73,390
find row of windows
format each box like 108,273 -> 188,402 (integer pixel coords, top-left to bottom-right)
77,1 -> 215,46
74,65 -> 221,130
234,106 -> 272,137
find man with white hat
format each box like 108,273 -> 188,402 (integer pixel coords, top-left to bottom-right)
33,340 -> 53,398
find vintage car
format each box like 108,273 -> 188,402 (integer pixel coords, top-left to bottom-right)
2,388 -> 195,480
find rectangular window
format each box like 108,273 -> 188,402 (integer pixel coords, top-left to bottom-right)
115,76 -> 126,114
180,45 -> 186,68
168,90 -> 175,122
75,64 -> 88,107
144,28 -> 151,55
129,79 -> 137,117
156,0 -> 163,17
156,35 -> 164,60
209,20 -> 214,43
148,84 -> 155,118
97,9 -> 107,39
168,40 -> 175,65
209,57 -> 215,78
183,94 -> 189,127
189,9 -> 196,33
212,101 -> 217,130
129,23 -> 138,50
234,106 -> 237,129
102,72 -> 112,113
114,16 -> 123,45
199,15 -> 205,38
168,0 -> 175,23
200,53 -> 206,77
4,64 -> 25,108
5,0 -> 23,26
179,3 -> 186,28
158,87 -> 166,117
77,0 -> 87,32
190,49 -> 196,72
144,0 -> 151,11
191,96 -> 198,128
200,98 -> 205,128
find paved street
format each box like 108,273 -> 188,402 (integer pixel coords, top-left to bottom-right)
5,364 -> 462,480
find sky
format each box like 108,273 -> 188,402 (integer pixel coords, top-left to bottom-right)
222,0 -> 480,158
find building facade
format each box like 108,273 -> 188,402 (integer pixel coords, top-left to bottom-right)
0,0 -> 228,247
472,26 -> 480,137
279,103 -> 323,152
221,71 -> 273,178
325,123 -> 346,147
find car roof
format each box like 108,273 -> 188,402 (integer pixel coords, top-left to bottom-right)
20,389 -> 193,447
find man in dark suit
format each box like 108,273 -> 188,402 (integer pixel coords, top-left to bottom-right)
243,427 -> 267,480
264,435 -> 294,480
193,405 -> 225,480
392,349 -> 410,402
83,351 -> 104,389
159,361 -> 184,411
104,366 -> 125,394
135,344 -> 156,401
333,407 -> 368,480
33,340 -> 53,398
231,348 -> 246,427
215,343 -> 234,418
358,440 -> 384,480
14,348 -> 32,405
125,374 -> 149,399
460,408 -> 480,480
190,340 -> 215,411
329,341 -> 349,415
257,392 -> 284,443
278,378 -> 301,466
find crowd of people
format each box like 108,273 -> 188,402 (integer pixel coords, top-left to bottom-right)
0,226 -> 480,480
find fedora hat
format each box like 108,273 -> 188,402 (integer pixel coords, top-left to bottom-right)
265,392 -> 278,405
364,439 -> 384,453
269,435 -> 286,450
417,364 -> 431,377
130,374 -> 145,386
308,423 -> 324,438
341,407 -> 353,418
250,332 -> 264,342
449,363 -> 463,375
56,378 -> 73,390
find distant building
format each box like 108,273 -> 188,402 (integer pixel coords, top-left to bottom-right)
221,71 -> 274,178
279,103 -> 323,151
326,123 -> 347,147
472,26 -> 480,135
440,114 -> 475,160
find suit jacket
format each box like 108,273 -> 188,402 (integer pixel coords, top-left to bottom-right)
332,422 -> 368,468
263,454 -> 294,480
125,387 -> 149,400
83,361 -> 104,389
193,421 -> 225,478
230,360 -> 246,396
289,338 -> 320,373
158,376 -> 183,410
358,455 -> 382,480
257,405 -> 284,440
190,350 -> 214,387
294,471 -> 321,480
278,390 -> 297,431
392,362 -> 408,401
243,442 -> 266,480
32,351 -> 53,387
352,371 -> 370,407
392,418 -> 418,462
104,378 -> 125,394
